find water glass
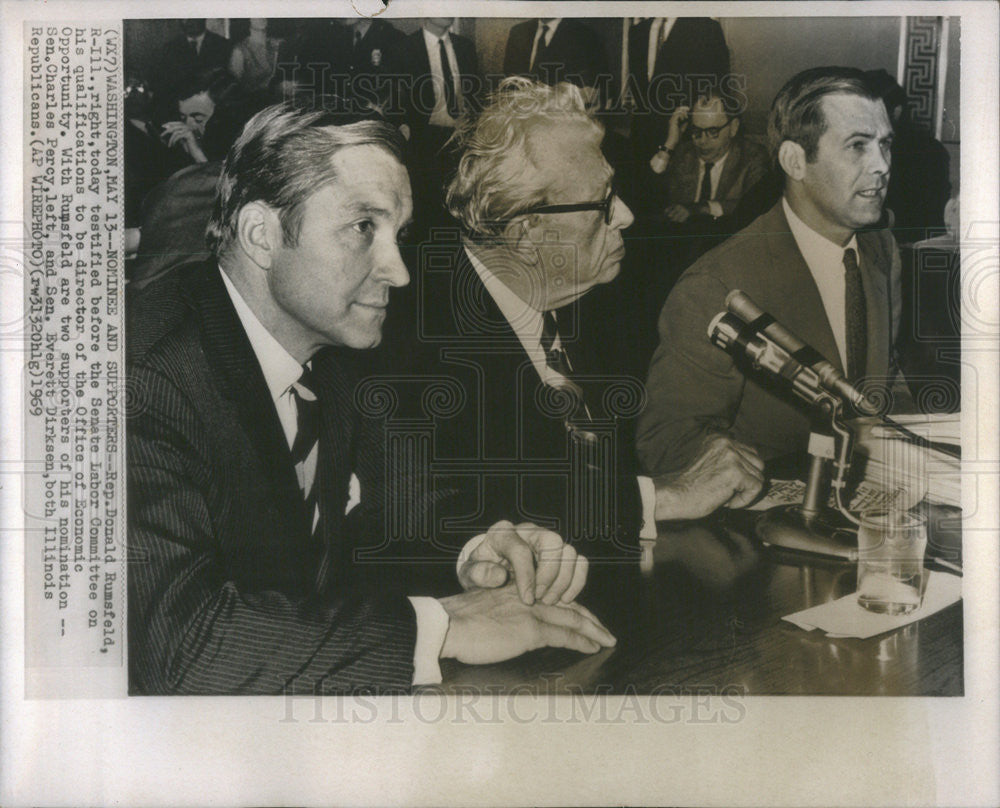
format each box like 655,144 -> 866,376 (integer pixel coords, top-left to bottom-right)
856,509 -> 928,615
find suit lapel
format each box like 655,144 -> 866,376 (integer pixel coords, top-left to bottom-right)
715,139 -> 743,201
185,263 -> 310,535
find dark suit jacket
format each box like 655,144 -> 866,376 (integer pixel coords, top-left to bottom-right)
662,137 -> 770,217
400,29 -> 479,135
127,261 -> 419,695
347,19 -> 407,76
379,244 -> 643,561
153,31 -> 233,95
636,202 -> 911,474
628,18 -> 730,160
503,19 -> 607,90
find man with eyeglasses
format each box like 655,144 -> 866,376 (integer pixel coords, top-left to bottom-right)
380,78 -> 764,571
649,91 -> 768,226
637,67 -> 913,475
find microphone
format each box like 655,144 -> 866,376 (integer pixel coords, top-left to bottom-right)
720,290 -> 878,415
708,312 -> 828,407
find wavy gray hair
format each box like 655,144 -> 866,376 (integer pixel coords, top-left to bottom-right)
446,77 -> 603,243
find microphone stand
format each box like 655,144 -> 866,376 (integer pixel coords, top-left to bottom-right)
756,392 -> 863,559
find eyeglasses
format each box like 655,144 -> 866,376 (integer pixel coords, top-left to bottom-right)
517,189 -> 618,226
689,120 -> 733,140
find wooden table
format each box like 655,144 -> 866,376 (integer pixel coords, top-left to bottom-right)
439,511 -> 964,695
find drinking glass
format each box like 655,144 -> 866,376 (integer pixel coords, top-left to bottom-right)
856,509 -> 928,615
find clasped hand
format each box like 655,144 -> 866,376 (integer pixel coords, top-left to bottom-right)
457,520 -> 588,606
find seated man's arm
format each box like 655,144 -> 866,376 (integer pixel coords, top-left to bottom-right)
128,366 -> 419,695
636,270 -> 747,475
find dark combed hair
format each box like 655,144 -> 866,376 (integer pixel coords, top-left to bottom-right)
206,95 -> 405,256
767,66 -> 881,162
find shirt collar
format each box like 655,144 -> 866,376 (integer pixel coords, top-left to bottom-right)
782,196 -> 858,268
219,268 -> 304,404
423,27 -> 450,47
700,151 -> 729,170
538,18 -> 561,37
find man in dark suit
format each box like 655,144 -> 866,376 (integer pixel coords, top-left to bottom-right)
151,19 -> 233,122
400,18 -> 480,236
381,78 -> 764,560
503,18 -> 608,101
637,67 -> 914,474
627,17 -> 730,165
127,97 -> 616,695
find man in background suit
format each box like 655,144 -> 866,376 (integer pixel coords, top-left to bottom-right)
382,78 -> 764,562
151,19 -> 233,122
627,17 -> 730,164
401,18 -> 480,236
638,67 -> 913,474
650,91 -> 769,226
127,97 -> 615,695
503,18 -> 608,102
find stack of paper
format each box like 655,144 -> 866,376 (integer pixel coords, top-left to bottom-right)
852,413 -> 961,508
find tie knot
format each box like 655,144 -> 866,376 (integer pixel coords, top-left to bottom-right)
292,364 -> 318,402
843,247 -> 860,273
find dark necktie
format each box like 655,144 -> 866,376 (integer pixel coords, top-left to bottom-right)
289,364 -> 321,531
698,162 -> 715,204
531,23 -> 549,71
843,247 -> 867,380
439,37 -> 460,118
541,311 -> 592,424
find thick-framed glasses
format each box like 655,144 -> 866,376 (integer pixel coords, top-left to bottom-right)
690,120 -> 733,140
518,189 -> 618,225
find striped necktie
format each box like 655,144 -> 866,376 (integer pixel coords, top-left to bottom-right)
289,364 -> 321,532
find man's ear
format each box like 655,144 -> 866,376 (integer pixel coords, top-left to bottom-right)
729,117 -> 740,137
235,201 -> 282,269
777,140 -> 807,181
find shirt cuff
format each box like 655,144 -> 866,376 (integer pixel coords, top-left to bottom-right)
455,532 -> 489,580
707,200 -> 724,218
636,475 -> 658,539
408,596 -> 449,686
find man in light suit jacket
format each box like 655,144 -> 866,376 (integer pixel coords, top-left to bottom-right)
503,18 -> 608,98
651,92 -> 769,224
127,97 -> 616,696
637,67 -> 914,474
380,78 -> 764,562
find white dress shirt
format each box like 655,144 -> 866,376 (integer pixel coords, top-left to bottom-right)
220,269 -> 448,685
693,152 -> 729,217
464,247 -> 658,547
422,27 -> 463,127
646,18 -> 677,82
782,197 -> 860,371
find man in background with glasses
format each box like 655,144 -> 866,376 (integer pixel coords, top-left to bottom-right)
649,90 -> 769,227
381,77 -> 764,573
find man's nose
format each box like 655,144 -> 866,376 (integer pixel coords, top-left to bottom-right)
612,194 -> 635,230
870,142 -> 891,176
376,242 -> 410,289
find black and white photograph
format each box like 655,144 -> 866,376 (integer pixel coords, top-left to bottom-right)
2,2 -> 998,806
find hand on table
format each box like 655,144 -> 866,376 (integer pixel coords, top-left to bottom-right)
457,520 -> 588,606
653,433 -> 765,521
439,583 -> 616,665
